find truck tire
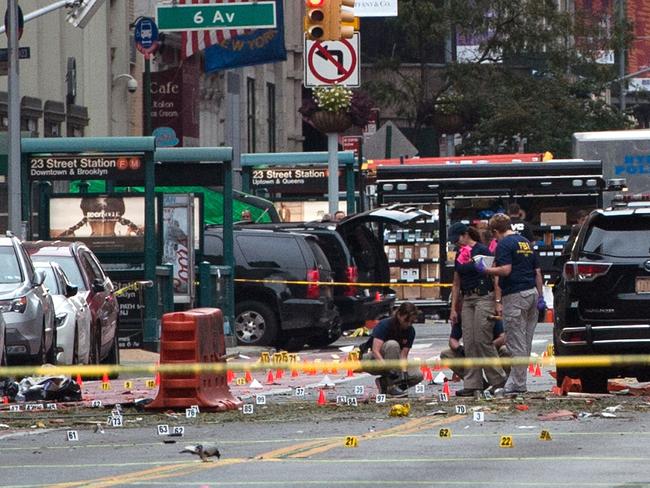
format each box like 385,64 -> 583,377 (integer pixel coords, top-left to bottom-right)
235,301 -> 278,346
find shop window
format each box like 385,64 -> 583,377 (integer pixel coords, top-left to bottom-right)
267,82 -> 276,152
66,104 -> 89,138
44,100 -> 66,138
247,77 -> 256,153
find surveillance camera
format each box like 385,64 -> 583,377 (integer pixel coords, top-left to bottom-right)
127,78 -> 138,93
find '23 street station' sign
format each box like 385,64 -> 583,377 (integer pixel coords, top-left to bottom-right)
29,154 -> 144,181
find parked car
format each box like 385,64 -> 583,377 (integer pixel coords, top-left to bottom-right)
0,233 -> 56,365
242,205 -> 431,341
24,241 -> 119,366
0,313 -> 6,366
553,195 -> 650,392
34,261 -> 92,365
203,228 -> 339,348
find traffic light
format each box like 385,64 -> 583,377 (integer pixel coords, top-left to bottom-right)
304,0 -> 356,41
335,0 -> 356,40
305,0 -> 327,41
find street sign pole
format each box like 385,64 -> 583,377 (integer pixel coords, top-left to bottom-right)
327,133 -> 339,215
7,0 -> 21,235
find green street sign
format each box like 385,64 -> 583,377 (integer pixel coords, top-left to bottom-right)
156,1 -> 277,32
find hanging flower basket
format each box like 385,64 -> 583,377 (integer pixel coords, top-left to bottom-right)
310,110 -> 353,133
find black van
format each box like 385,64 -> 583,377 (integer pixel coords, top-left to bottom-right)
203,228 -> 339,348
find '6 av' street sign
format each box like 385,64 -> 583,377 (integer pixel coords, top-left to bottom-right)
156,1 -> 277,32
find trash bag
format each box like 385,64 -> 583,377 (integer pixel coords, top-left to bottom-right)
14,376 -> 82,403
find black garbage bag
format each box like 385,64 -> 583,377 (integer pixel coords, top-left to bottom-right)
17,376 -> 82,402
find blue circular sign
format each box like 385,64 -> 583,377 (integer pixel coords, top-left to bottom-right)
134,17 -> 159,57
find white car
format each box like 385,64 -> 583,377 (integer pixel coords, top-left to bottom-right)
34,262 -> 91,365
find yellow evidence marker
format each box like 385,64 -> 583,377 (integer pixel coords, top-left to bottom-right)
124,380 -> 134,389
100,382 -> 111,391
344,436 -> 359,447
499,436 -> 514,448
439,428 -> 452,439
145,379 -> 156,389
539,430 -> 552,441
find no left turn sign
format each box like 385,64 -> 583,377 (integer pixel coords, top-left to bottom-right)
304,33 -> 360,88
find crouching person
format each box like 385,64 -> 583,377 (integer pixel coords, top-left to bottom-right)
363,302 -> 424,397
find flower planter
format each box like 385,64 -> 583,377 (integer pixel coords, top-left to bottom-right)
311,110 -> 353,134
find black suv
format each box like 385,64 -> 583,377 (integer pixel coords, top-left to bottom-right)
553,197 -> 650,392
243,206 -> 430,342
203,228 -> 339,348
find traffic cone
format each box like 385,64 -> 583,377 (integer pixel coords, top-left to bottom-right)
227,369 -> 236,384
424,367 -> 433,382
245,371 -> 253,383
75,374 -> 83,387
317,389 -> 326,405
443,380 -> 451,396
266,370 -> 275,385
528,362 -> 535,374
534,363 -> 542,377
276,368 -> 284,379
102,372 -> 110,384
375,291 -> 381,302
2,396 -> 8,404
291,368 -> 299,378
347,368 -> 354,377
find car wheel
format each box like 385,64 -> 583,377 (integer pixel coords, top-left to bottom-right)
235,301 -> 278,346
306,329 -> 342,349
578,369 -> 609,393
102,333 -> 120,379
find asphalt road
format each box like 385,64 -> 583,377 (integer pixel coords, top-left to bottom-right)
6,323 -> 647,488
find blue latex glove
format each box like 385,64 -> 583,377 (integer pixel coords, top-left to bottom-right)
474,259 -> 487,273
537,296 -> 547,312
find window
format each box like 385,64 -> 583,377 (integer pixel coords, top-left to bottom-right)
247,77 -> 256,153
583,215 -> 650,258
0,246 -> 22,284
32,256 -> 86,291
238,235 -> 303,269
267,82 -> 276,152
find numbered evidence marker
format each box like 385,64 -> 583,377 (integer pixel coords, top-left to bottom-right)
354,385 -> 364,395
415,384 -> 425,394
438,392 -> 449,402
255,395 -> 267,405
346,397 -> 358,407
473,411 -> 485,423
124,380 -> 134,389
236,377 -> 246,386
375,394 -> 386,404
145,379 -> 156,389
170,426 -> 185,437
101,382 -> 111,391
66,430 -> 79,441
110,416 -> 123,427
499,435 -> 514,448
191,405 -> 200,414
46,403 -> 58,410
344,436 -> 359,447
539,430 -> 552,441
91,400 -> 102,408
336,395 -> 348,405
242,404 -> 254,415
294,387 -> 306,397
455,405 -> 467,415
185,408 -> 197,419
439,428 -> 452,439
9,405 -> 20,412
157,424 -> 170,436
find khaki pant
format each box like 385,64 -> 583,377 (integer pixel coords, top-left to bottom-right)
441,345 -> 511,379
503,288 -> 539,392
364,340 -> 423,388
460,293 -> 507,390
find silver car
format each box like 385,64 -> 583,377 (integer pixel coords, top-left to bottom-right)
0,313 -> 6,366
0,234 -> 55,364
34,262 -> 92,365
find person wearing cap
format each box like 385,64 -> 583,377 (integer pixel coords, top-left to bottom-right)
447,222 -> 507,397
479,213 -> 544,395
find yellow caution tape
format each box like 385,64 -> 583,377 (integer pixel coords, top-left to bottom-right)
0,354 -> 649,378
234,278 -> 452,288
114,282 -> 141,297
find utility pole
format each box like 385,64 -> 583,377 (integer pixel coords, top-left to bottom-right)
7,0 -> 22,235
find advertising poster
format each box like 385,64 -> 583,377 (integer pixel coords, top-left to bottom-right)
49,196 -> 145,253
162,194 -> 195,304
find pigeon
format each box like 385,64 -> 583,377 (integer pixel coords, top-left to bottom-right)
180,444 -> 221,462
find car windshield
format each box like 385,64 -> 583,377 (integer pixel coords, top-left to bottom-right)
41,267 -> 61,295
0,246 -> 23,283
582,215 -> 650,258
32,256 -> 87,291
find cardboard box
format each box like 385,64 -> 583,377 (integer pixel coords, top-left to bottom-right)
400,245 -> 415,261
416,244 -> 428,260
389,267 -> 400,281
420,285 -> 441,300
386,245 -> 398,261
394,286 -> 404,300
424,264 -> 440,281
540,212 -> 567,226
402,285 -> 421,300
428,244 -> 440,259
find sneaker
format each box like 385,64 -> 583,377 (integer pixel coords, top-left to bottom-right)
386,386 -> 408,398
375,377 -> 388,394
455,388 -> 481,397
485,380 -> 507,395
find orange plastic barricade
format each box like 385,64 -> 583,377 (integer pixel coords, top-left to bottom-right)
146,308 -> 242,412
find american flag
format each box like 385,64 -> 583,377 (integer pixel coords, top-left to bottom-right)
179,0 -> 253,59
